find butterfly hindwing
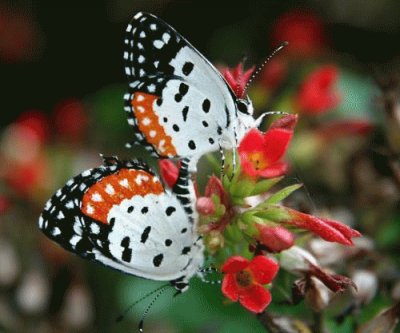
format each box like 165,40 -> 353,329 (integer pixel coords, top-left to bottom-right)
124,12 -> 240,161
39,156 -> 204,285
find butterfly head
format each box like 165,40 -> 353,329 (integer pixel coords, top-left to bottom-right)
235,97 -> 258,142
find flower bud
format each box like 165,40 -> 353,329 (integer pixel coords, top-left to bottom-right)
206,231 -> 224,253
196,197 -> 216,216
255,224 -> 294,252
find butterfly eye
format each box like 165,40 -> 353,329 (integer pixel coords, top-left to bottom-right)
237,100 -> 250,114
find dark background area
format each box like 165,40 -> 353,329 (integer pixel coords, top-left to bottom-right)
2,0 -> 400,126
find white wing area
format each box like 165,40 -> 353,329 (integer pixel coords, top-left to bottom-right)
104,193 -> 203,281
125,12 -> 240,159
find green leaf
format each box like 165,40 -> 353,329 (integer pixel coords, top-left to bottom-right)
262,184 -> 303,205
250,177 -> 283,196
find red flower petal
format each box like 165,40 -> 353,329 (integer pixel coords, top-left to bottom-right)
248,256 -> 279,284
239,156 -> 265,178
238,128 -> 265,153
270,114 -> 298,131
320,218 -> 361,238
262,128 -> 293,163
159,160 -> 179,188
221,273 -> 239,301
239,284 -> 272,313
258,161 -> 288,178
284,208 -> 360,245
221,256 -> 250,273
222,63 -> 255,98
297,65 -> 340,115
204,175 -> 229,207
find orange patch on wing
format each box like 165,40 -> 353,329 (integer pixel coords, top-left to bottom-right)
81,169 -> 163,224
132,92 -> 177,157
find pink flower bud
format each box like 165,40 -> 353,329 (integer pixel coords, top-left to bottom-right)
196,197 -> 216,216
255,224 -> 294,252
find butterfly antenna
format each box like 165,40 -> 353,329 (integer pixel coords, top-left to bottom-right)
138,285 -> 170,332
244,41 -> 288,92
115,283 -> 169,323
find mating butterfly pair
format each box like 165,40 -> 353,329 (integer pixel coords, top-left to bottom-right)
39,12 -> 264,295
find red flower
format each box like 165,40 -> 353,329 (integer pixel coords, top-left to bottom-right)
282,207 -> 361,246
16,110 -> 49,144
255,224 -> 294,252
158,160 -> 179,188
238,115 -> 297,178
222,63 -> 255,99
5,154 -> 48,196
221,255 -> 279,313
296,65 -> 340,115
271,10 -> 328,57
53,99 -> 88,142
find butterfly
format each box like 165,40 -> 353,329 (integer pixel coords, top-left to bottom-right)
123,12 -> 265,171
39,156 -> 204,293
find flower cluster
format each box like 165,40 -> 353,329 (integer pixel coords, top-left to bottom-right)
160,67 -> 361,313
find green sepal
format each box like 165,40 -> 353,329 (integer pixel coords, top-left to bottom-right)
249,176 -> 283,196
229,178 -> 256,198
253,205 -> 291,222
260,184 -> 303,206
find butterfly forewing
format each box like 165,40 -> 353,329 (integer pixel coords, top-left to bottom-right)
39,157 -> 203,284
124,12 -> 238,161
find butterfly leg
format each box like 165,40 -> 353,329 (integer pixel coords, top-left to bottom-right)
219,143 -> 225,177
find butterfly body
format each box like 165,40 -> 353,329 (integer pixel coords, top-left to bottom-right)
124,12 -> 258,171
39,156 -> 203,292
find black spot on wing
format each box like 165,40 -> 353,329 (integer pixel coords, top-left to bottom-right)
153,253 -> 164,267
188,140 -> 196,150
202,99 -> 211,113
165,206 -> 176,216
182,62 -> 194,76
182,106 -> 189,121
141,226 -> 151,243
179,83 -> 189,96
182,246 -> 191,255
120,237 -> 132,262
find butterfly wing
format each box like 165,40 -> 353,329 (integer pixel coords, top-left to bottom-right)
39,156 -> 203,283
123,12 -> 238,160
